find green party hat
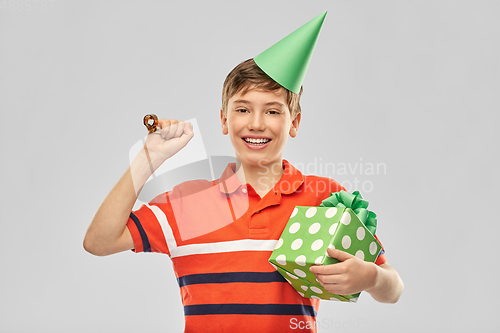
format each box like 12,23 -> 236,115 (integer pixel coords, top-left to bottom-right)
254,11 -> 327,94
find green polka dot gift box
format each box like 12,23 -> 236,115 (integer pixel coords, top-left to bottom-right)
269,191 -> 382,302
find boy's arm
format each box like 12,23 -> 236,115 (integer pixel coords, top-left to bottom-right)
83,153 -> 151,256
309,248 -> 404,303
83,119 -> 194,256
364,262 -> 404,303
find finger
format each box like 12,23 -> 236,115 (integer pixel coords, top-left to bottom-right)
328,248 -> 354,262
315,275 -> 353,295
309,264 -> 322,274
178,122 -> 195,146
310,260 -> 346,275
164,119 -> 179,140
315,273 -> 343,285
157,119 -> 171,138
321,284 -> 349,295
185,121 -> 194,135
314,277 -> 344,295
172,121 -> 185,138
158,119 -> 171,130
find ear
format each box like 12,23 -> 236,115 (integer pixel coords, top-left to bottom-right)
289,112 -> 301,138
220,108 -> 228,135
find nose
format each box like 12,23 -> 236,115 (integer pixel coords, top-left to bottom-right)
247,112 -> 266,131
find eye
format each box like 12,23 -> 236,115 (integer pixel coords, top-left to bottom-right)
236,108 -> 248,113
267,110 -> 280,115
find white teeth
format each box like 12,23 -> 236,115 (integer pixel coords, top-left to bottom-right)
244,138 -> 270,144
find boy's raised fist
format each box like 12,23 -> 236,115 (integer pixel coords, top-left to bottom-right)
143,118 -> 194,168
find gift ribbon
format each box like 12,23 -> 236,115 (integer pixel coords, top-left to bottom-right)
319,190 -> 377,235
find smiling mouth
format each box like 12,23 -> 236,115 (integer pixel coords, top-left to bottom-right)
243,138 -> 271,145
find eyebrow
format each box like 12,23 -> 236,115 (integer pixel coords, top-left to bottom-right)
232,99 -> 285,108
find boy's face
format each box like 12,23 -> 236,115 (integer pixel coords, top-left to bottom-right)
220,87 -> 301,169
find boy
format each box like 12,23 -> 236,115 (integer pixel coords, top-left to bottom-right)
84,12 -> 403,332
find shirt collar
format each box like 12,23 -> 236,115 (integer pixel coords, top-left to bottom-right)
218,159 -> 304,195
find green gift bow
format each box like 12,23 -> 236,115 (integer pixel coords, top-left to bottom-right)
319,190 -> 377,235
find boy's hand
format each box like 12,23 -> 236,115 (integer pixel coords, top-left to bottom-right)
143,118 -> 194,170
309,248 -> 377,296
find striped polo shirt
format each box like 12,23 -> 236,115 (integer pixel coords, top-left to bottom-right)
127,159 -> 387,332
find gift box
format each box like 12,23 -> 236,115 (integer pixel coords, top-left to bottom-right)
269,191 -> 382,302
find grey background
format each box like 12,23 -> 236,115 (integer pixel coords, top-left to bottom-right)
1,0 -> 499,332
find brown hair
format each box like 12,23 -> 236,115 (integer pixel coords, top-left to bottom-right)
221,58 -> 302,119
